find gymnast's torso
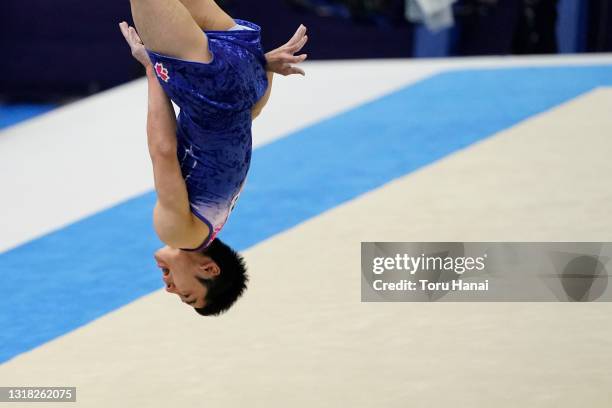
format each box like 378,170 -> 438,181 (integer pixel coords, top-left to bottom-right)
146,19 -> 268,249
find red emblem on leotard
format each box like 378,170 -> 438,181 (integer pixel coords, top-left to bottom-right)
154,62 -> 170,82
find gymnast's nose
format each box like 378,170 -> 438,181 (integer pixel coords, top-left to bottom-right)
154,251 -> 165,266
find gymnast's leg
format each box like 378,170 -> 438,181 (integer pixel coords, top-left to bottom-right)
176,0 -> 236,31
129,0 -> 212,63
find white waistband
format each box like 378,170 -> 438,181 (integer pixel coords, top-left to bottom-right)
229,23 -> 254,31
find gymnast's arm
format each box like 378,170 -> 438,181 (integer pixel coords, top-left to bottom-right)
145,66 -> 210,248
251,71 -> 274,120
250,24 -> 308,120
119,21 -> 208,247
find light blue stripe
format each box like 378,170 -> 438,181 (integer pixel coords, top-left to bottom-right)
0,104 -> 56,131
2,65 -> 612,363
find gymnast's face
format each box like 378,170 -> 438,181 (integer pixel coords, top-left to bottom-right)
154,246 -> 220,309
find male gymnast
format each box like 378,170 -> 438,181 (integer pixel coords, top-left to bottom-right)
118,0 -> 308,315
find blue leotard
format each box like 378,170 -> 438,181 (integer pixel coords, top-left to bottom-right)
146,19 -> 268,250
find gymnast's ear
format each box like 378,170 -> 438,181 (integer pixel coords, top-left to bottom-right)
198,259 -> 221,278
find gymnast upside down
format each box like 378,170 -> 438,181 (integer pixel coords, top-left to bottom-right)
119,0 -> 308,315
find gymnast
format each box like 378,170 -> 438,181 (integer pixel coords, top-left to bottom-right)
118,0 -> 308,315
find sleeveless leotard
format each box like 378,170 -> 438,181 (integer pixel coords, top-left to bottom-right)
146,19 -> 268,250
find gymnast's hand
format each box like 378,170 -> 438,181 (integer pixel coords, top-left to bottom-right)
265,24 -> 308,76
119,21 -> 152,68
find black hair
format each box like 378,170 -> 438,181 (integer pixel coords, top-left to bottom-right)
194,238 -> 249,316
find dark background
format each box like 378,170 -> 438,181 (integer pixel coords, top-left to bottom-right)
1,0 -> 610,102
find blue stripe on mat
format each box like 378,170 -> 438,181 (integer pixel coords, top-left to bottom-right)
0,104 -> 56,131
2,65 -> 612,363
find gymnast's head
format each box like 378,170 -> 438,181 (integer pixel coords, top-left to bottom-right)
154,238 -> 248,316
